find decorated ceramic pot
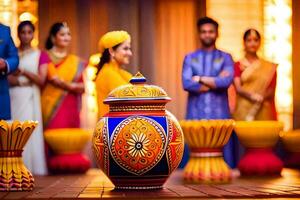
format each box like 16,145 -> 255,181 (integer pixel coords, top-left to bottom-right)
93,72 -> 184,189
0,120 -> 37,191
180,120 -> 234,183
234,121 -> 283,176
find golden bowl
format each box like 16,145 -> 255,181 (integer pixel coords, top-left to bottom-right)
280,130 -> 300,152
234,121 -> 283,148
44,128 -> 91,154
180,120 -> 235,183
180,120 -> 235,148
0,120 -> 37,191
0,120 -> 37,151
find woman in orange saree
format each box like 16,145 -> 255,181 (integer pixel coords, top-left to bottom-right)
41,22 -> 85,129
41,22 -> 89,174
233,29 -> 277,121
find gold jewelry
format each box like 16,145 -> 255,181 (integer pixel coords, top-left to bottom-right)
49,48 -> 67,59
48,48 -> 68,64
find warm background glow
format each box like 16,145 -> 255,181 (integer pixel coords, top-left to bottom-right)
0,0 -> 17,40
207,0 -> 293,130
0,0 -> 38,46
207,0 -> 264,60
264,0 -> 293,130
0,0 -> 294,130
81,55 -> 99,129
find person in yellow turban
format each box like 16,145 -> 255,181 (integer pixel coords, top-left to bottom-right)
95,31 -> 133,118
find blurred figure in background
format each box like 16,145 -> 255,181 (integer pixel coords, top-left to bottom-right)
181,17 -> 237,168
41,22 -> 89,174
41,22 -> 85,129
233,29 -> 277,121
8,21 -> 48,175
0,23 -> 19,120
95,31 -> 132,118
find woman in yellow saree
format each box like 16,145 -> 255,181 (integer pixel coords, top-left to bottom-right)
233,29 -> 277,121
95,31 -> 132,118
41,22 -> 85,129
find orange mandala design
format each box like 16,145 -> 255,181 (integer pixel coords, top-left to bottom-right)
110,116 -> 166,175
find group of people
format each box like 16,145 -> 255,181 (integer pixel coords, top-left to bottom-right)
0,21 -> 85,175
0,16 -> 277,174
181,17 -> 277,167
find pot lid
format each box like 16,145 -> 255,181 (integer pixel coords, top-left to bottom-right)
104,72 -> 171,104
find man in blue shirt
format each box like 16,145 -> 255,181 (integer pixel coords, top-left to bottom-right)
181,17 -> 236,167
0,23 -> 19,120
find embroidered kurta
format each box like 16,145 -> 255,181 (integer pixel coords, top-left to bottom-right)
182,49 -> 234,119
181,49 -> 237,168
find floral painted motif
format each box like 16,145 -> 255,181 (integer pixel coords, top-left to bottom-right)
110,116 -> 166,175
127,133 -> 150,157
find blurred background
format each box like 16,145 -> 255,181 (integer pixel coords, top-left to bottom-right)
0,0 -> 298,131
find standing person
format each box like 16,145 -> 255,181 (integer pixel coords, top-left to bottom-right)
182,17 -> 236,168
0,23 -> 19,119
233,29 -> 277,121
41,22 -> 89,174
41,22 -> 85,129
8,21 -> 48,175
95,31 -> 132,118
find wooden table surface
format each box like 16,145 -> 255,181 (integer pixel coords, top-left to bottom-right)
1,168 -> 300,199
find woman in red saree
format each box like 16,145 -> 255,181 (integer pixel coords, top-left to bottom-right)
41,22 -> 85,129
233,29 -> 277,121
233,29 -> 280,175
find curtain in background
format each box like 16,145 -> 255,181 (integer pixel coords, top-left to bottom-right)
39,0 -> 202,122
154,0 -> 198,119
38,0 -> 109,59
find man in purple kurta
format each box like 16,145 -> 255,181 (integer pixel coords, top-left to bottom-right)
181,17 -> 237,168
182,49 -> 233,119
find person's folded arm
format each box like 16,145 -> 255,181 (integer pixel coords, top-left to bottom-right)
50,77 -> 84,94
7,74 -> 19,86
182,55 -> 208,93
234,77 -> 254,101
201,54 -> 234,89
